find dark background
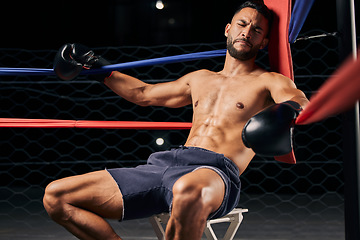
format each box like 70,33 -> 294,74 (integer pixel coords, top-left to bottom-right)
0,0 -> 341,50
0,2 -> 353,238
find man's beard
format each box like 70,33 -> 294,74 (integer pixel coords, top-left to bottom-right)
226,36 -> 260,61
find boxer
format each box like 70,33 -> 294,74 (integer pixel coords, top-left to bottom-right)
44,1 -> 309,239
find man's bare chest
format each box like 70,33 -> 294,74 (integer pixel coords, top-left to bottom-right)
191,79 -> 270,121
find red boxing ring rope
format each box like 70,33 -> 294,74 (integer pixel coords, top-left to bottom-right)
0,118 -> 192,130
296,49 -> 360,125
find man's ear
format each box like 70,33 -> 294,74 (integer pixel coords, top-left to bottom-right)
260,38 -> 269,49
224,23 -> 231,37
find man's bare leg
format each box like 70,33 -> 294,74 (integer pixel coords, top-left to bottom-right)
43,170 -> 123,240
165,168 -> 225,240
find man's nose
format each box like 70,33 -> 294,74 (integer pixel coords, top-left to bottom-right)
241,26 -> 251,39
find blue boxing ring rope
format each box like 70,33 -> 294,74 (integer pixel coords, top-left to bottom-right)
0,49 -> 227,76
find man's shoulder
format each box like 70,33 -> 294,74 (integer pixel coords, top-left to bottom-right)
258,70 -> 292,82
190,69 -> 215,76
184,69 -> 216,82
259,71 -> 298,93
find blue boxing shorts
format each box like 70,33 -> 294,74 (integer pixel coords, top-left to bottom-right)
106,146 -> 241,221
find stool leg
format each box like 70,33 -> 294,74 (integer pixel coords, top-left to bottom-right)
203,221 -> 218,240
149,216 -> 166,240
222,213 -> 243,240
150,209 -> 247,240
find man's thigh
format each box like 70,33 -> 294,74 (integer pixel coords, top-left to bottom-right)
107,164 -> 171,220
49,170 -> 123,219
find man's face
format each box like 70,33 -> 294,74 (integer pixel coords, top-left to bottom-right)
225,7 -> 269,61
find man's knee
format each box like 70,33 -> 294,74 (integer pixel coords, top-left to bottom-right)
172,169 -> 225,214
172,179 -> 213,218
43,180 -> 71,221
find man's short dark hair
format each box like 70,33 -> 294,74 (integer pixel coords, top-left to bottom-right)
234,0 -> 273,37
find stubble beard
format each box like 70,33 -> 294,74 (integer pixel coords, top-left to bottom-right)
226,36 -> 260,61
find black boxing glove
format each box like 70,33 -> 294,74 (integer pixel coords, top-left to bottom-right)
242,101 -> 302,157
53,43 -> 112,81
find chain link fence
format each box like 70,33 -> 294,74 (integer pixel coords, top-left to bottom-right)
0,30 -> 344,238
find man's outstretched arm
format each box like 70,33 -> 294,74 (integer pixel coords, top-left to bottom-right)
105,71 -> 192,108
53,43 -> 192,109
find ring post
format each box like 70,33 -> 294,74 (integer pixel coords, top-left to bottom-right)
336,0 -> 360,239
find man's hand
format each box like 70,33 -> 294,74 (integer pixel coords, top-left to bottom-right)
242,101 -> 302,157
53,43 -> 112,81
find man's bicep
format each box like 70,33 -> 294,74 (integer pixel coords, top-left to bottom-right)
143,75 -> 192,108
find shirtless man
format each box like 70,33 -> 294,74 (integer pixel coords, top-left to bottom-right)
43,1 -> 309,239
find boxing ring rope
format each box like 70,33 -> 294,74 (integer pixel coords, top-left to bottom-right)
2,44 -> 358,129
0,49 -> 227,76
0,50 -> 219,130
0,118 -> 192,130
296,50 -> 360,125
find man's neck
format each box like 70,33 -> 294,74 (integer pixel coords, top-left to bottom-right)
220,51 -> 258,77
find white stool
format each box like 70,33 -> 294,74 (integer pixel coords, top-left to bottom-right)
149,208 -> 248,240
